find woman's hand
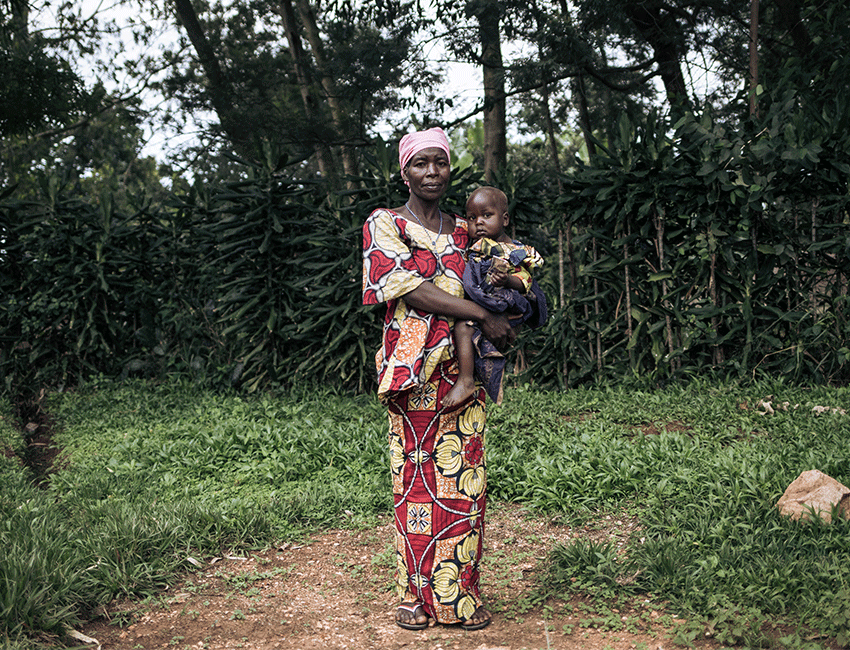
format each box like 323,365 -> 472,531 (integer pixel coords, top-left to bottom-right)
479,311 -> 515,350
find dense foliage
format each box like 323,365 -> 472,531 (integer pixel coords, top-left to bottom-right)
2,2 -> 847,400
3,91 -> 849,400
540,102 -> 850,387
3,0 -> 841,185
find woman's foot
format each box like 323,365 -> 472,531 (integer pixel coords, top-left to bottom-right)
462,606 -> 491,630
443,376 -> 476,409
395,602 -> 429,630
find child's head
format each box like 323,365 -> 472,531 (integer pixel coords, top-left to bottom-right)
466,186 -> 509,242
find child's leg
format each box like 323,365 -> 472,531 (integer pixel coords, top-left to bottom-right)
443,320 -> 478,409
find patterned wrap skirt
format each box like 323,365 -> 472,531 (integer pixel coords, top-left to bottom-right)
386,360 -> 487,624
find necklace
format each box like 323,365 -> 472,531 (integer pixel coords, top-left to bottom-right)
405,202 -> 443,247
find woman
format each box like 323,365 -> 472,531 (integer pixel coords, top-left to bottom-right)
362,127 -> 514,631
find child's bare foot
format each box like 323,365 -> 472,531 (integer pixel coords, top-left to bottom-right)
443,377 -> 476,409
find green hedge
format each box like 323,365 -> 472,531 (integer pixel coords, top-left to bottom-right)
536,100 -> 850,387
2,101 -> 849,399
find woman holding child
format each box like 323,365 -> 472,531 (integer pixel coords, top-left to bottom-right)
361,127 -> 514,631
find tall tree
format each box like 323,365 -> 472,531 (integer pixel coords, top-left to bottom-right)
172,0 -> 254,152
276,0 -> 338,181
467,0 -> 507,181
623,0 -> 693,114
293,0 -> 359,180
161,0 -> 419,180
0,0 -> 161,197
0,0 -> 86,138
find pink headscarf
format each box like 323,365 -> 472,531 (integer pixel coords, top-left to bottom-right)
398,127 -> 451,175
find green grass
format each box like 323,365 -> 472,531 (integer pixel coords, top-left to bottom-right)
0,401 -> 25,484
1,380 -> 391,643
503,377 -> 850,647
3,376 -> 850,646
48,379 -> 392,530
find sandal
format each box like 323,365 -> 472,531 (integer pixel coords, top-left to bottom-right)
395,602 -> 429,630
461,606 -> 491,631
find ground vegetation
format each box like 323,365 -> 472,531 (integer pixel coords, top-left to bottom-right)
3,380 -> 850,647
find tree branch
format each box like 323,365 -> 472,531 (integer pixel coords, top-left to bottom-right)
441,56 -> 660,130
34,91 -> 142,140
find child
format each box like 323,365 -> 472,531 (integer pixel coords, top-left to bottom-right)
443,187 -> 548,409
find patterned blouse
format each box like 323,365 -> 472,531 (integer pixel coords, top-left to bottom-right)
362,208 -> 469,401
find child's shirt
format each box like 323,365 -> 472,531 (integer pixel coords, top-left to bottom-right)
463,237 -> 546,325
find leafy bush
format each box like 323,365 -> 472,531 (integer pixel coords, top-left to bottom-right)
533,101 -> 850,387
0,147 -> 478,397
3,102 -> 850,401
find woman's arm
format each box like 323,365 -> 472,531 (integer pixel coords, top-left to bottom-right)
403,282 -> 516,349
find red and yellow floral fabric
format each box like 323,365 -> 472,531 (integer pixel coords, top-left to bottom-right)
362,208 -> 469,402
387,362 -> 487,624
363,207 -> 488,625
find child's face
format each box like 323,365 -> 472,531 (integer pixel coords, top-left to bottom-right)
466,193 -> 508,241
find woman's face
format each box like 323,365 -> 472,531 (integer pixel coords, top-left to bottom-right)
402,147 -> 450,201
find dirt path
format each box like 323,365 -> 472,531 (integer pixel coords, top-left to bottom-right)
80,503 -> 722,650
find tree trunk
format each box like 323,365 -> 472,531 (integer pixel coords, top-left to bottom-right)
172,0 -> 252,152
749,0 -> 760,116
654,207 -> 677,370
294,0 -> 359,184
540,79 -> 565,302
626,0 -> 690,115
573,74 -> 597,160
540,73 -> 570,385
811,198 -> 819,322
593,237 -> 602,372
278,0 -> 337,184
8,0 -> 29,42
471,0 -> 507,182
709,228 -> 722,365
624,222 -> 633,369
